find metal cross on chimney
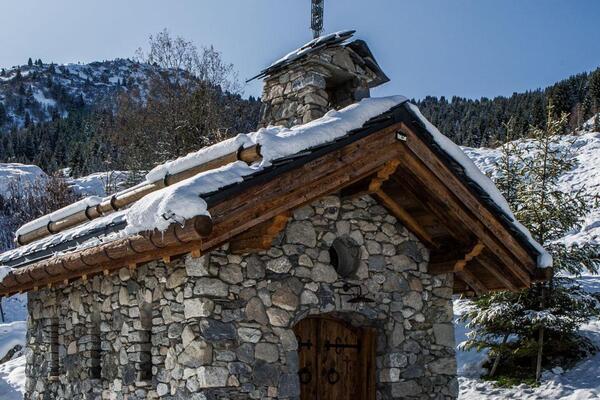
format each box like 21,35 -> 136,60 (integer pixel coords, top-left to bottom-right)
311,0 -> 324,38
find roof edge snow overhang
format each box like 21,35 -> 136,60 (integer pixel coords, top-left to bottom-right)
0,102 -> 549,297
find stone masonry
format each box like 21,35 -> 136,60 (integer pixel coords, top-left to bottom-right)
258,45 -> 381,128
25,194 -> 458,399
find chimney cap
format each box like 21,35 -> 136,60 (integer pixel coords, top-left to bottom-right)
247,30 -> 356,82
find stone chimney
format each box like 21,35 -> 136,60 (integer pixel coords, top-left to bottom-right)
254,30 -> 389,128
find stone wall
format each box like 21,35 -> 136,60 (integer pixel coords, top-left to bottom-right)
25,194 -> 457,400
258,46 -> 378,128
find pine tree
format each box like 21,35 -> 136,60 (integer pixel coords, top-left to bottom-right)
461,104 -> 600,382
27,57 -> 33,67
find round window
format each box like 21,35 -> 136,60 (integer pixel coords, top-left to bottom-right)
329,235 -> 361,278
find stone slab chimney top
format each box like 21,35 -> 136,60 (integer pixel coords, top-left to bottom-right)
253,30 -> 389,128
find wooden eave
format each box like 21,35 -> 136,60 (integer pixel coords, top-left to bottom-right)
0,104 -> 547,296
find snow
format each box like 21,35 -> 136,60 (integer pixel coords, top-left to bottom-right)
255,96 -> 405,163
0,323 -> 25,362
0,164 -> 47,199
463,131 -> 600,248
145,135 -> 253,183
0,210 -> 127,266
0,322 -> 26,398
454,299 -> 489,377
458,315 -> 600,400
32,90 -> 56,108
408,103 -> 552,268
0,355 -> 25,399
15,196 -> 103,238
456,127 -> 600,399
267,30 -> 355,71
69,171 -> 132,197
0,322 -> 25,397
126,161 -> 256,234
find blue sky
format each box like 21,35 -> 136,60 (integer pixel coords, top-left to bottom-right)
1,0 -> 599,99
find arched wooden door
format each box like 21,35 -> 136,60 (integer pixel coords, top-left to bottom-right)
294,316 -> 376,400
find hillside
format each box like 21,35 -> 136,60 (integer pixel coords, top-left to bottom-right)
0,59 -> 154,130
416,67 -> 600,147
455,118 -> 600,399
0,59 -> 261,175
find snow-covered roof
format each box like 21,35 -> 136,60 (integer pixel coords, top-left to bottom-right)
247,30 -> 389,87
0,96 -> 407,268
0,96 -> 551,294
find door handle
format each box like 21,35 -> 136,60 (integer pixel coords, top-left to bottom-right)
299,367 -> 312,384
326,367 -> 340,384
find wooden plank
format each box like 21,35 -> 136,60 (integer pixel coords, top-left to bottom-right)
456,268 -> 487,296
474,251 -> 519,292
399,122 -> 537,272
394,141 -> 532,288
373,189 -> 437,248
229,212 -> 291,254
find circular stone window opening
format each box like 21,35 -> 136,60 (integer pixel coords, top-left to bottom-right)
329,235 -> 361,278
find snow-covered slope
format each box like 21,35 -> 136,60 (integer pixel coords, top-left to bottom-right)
457,124 -> 600,399
0,59 -> 158,131
463,131 -> 600,247
0,164 -> 47,198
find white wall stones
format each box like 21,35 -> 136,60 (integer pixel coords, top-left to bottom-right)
25,194 -> 458,400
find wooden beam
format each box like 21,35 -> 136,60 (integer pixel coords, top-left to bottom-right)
368,159 -> 401,192
229,212 -> 291,254
428,241 -> 484,274
390,170 -> 473,244
394,138 -> 532,288
456,268 -> 487,296
398,122 -> 537,273
474,253 -> 519,292
373,189 -> 437,248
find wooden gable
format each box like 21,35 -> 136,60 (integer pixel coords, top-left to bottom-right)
0,104 -> 548,297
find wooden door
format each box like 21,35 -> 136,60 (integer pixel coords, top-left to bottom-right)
294,316 -> 376,400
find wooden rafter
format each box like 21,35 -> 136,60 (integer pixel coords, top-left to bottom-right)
428,241 -> 484,275
456,268 -> 487,296
373,189 -> 437,248
398,122 -> 537,273
229,212 -> 291,254
393,133 -> 532,288
475,251 -> 519,292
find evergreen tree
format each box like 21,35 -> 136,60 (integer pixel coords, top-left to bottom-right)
27,57 -> 33,67
461,104 -> 600,382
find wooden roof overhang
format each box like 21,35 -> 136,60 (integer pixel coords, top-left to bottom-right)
0,103 -> 549,297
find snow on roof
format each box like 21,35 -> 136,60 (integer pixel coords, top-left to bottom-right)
0,96 -> 406,267
407,103 -> 552,268
268,30 -> 355,70
248,30 -> 355,82
15,196 -> 103,238
1,95 -> 551,272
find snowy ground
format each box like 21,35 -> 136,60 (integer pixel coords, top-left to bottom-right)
0,322 -> 26,399
456,122 -> 600,399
